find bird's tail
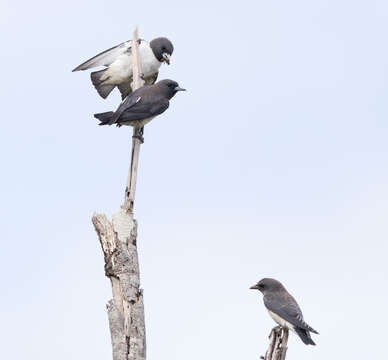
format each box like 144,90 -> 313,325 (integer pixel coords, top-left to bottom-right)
294,327 -> 316,345
90,69 -> 115,99
94,111 -> 114,126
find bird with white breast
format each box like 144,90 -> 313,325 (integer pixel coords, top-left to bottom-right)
73,37 -> 174,99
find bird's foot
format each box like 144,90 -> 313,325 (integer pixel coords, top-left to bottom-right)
268,326 -> 282,338
133,134 -> 144,143
133,127 -> 144,143
274,326 -> 283,334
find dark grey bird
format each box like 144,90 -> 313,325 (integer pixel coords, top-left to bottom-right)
250,278 -> 318,345
72,37 -> 174,99
94,79 -> 185,140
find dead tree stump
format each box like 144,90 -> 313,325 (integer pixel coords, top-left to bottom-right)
92,27 -> 146,360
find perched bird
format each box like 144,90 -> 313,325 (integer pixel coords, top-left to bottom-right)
94,79 -> 185,140
72,37 -> 174,99
250,278 -> 318,345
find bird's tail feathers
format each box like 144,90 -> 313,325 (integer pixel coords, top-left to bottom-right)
94,111 -> 114,126
300,320 -> 319,334
294,327 -> 316,345
90,70 -> 115,99
308,326 -> 319,335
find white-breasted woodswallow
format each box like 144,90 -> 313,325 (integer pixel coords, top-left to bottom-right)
94,79 -> 185,141
250,278 -> 318,345
73,37 -> 174,99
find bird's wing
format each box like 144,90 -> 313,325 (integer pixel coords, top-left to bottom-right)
118,71 -> 159,100
264,296 -> 318,333
72,40 -> 133,71
109,92 -> 143,125
116,98 -> 170,124
118,82 -> 133,101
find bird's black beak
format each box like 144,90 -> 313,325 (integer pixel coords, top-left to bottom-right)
250,284 -> 259,290
174,86 -> 186,92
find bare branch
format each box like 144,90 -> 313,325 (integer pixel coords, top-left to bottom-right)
263,327 -> 289,360
130,27 -> 145,91
123,27 -> 146,213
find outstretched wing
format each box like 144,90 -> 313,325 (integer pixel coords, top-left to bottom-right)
118,71 -> 159,100
264,295 -> 318,334
72,40 -> 133,71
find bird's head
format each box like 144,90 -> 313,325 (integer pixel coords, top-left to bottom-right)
150,37 -> 174,65
250,278 -> 285,294
157,79 -> 186,99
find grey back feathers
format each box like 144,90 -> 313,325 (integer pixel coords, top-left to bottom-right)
250,278 -> 318,346
94,79 -> 185,126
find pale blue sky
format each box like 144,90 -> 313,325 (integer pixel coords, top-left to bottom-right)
1,1 -> 387,359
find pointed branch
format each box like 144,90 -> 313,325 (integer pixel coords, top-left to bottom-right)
123,26 -> 146,213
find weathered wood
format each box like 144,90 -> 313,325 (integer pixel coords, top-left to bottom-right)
93,210 -> 146,360
262,327 -> 289,360
123,27 -> 146,213
280,329 -> 288,360
106,300 -> 127,360
130,28 -> 145,91
92,27 -> 147,360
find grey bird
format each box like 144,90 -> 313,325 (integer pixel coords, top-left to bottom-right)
72,37 -> 174,99
250,278 -> 318,345
94,79 -> 185,140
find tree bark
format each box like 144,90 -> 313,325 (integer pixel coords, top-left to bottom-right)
262,327 -> 289,360
92,28 -> 146,360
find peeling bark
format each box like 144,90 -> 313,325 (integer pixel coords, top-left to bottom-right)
262,327 -> 288,360
93,210 -> 146,360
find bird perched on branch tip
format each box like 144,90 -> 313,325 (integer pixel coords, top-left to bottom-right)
94,79 -> 185,142
72,37 -> 174,99
250,278 -> 318,345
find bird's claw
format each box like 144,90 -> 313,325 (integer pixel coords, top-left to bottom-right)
133,127 -> 144,143
268,326 -> 282,338
133,134 -> 144,143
